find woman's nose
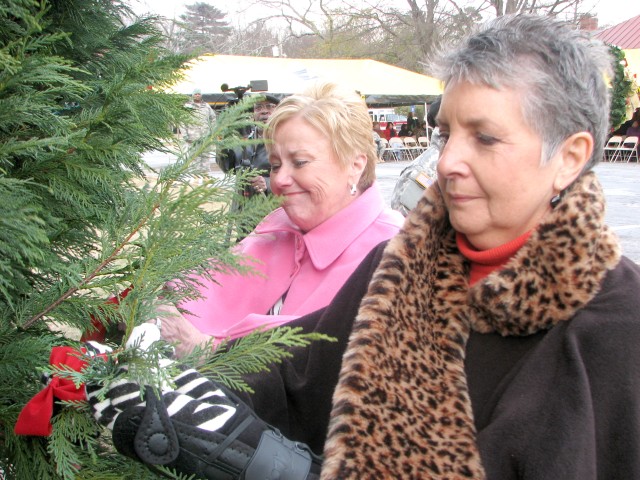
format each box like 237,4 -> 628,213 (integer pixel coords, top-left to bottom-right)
271,164 -> 293,191
437,137 -> 466,178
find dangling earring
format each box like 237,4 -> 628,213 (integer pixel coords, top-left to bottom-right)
350,184 -> 357,195
550,193 -> 561,208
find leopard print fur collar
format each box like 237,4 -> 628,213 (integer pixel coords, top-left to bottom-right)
322,171 -> 621,479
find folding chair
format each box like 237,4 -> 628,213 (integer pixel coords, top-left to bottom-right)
417,136 -> 430,151
403,137 -> 421,160
603,135 -> 623,162
617,136 -> 639,163
388,137 -> 407,161
380,138 -> 398,162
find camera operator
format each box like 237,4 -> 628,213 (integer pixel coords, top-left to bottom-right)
243,94 -> 279,196
216,94 -> 279,199
216,93 -> 281,241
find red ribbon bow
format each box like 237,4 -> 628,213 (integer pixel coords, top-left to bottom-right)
16,286 -> 129,436
14,346 -> 91,436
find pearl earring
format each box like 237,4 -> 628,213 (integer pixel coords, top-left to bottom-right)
350,184 -> 357,195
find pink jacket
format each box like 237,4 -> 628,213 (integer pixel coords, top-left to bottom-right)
180,183 -> 404,341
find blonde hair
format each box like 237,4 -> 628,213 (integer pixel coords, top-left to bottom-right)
264,82 -> 377,190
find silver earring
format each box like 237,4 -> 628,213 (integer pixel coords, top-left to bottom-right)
350,184 -> 357,195
550,194 -> 561,208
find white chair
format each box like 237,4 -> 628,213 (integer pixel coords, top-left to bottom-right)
417,136 -> 430,153
388,137 -> 408,161
617,136 -> 639,163
403,137 -> 421,160
604,135 -> 623,162
380,138 -> 401,162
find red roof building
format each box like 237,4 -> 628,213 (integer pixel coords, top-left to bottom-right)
594,15 -> 640,49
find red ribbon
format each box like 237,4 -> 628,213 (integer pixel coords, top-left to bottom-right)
16,286 -> 130,435
14,346 -> 91,436
80,287 -> 131,343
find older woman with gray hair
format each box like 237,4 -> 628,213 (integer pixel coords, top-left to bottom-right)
317,14 -> 640,478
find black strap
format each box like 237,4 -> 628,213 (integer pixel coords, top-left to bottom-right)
133,386 -> 180,465
209,415 -> 254,461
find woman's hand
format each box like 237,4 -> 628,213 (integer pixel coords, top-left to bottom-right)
155,304 -> 212,358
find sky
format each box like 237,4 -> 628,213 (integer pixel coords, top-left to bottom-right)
584,0 -> 640,27
128,0 -> 640,32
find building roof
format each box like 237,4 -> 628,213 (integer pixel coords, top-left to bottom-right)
594,14 -> 640,49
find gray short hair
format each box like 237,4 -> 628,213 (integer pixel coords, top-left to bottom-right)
430,14 -> 613,171
264,82 -> 377,190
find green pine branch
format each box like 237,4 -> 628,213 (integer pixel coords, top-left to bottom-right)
191,327 -> 337,393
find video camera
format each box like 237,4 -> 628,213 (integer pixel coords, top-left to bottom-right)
216,80 -> 270,176
220,80 -> 269,104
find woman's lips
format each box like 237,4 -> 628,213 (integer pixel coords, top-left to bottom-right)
447,192 -> 476,203
280,191 -> 305,197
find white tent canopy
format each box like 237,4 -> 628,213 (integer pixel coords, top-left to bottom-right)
169,54 -> 443,107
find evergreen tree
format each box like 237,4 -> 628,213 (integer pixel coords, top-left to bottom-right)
177,2 -> 231,55
0,0 -> 327,478
609,45 -> 633,131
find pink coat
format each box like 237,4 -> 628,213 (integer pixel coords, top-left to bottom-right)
180,183 -> 404,341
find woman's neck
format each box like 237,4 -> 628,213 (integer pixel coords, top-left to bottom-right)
457,231 -> 532,286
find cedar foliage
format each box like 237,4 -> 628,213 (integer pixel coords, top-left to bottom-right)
609,45 -> 633,131
0,0 -> 329,478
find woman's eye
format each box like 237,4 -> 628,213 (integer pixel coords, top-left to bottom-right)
477,133 -> 498,145
270,164 -> 280,173
294,160 -> 308,168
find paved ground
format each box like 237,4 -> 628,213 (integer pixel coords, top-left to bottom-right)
592,162 -> 640,264
144,151 -> 640,264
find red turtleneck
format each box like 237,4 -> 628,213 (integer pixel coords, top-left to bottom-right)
456,231 -> 532,286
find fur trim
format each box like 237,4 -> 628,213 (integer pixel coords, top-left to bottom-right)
321,172 -> 620,479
